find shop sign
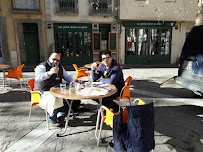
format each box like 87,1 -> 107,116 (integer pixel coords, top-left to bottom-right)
57,25 -> 88,29
123,21 -> 174,27
136,22 -> 163,26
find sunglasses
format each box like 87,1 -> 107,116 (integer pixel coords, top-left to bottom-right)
102,57 -> 110,61
52,58 -> 60,62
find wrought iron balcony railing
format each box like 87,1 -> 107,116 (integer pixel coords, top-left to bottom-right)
89,0 -> 112,15
55,0 -> 78,14
11,0 -> 40,12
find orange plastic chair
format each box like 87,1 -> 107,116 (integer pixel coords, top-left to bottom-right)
114,76 -> 132,111
27,79 -> 49,129
95,106 -> 128,147
5,64 -> 25,87
72,64 -> 89,78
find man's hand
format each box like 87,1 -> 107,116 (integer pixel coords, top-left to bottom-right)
91,62 -> 98,70
47,67 -> 59,77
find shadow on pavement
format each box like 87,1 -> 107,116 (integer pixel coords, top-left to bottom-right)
0,90 -> 30,102
155,105 -> 203,152
130,79 -> 199,98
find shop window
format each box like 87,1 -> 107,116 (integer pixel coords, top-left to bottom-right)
75,32 -> 82,57
161,29 -> 170,55
11,0 -> 40,12
0,32 -> 2,57
56,32 -> 64,56
89,0 -> 112,15
138,29 -> 148,55
84,32 -> 91,56
126,28 -> 137,55
66,32 -> 73,57
150,29 -> 159,55
55,0 -> 78,14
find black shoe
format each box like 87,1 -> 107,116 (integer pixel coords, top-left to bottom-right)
57,116 -> 66,126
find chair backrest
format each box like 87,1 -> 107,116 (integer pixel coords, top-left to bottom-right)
102,106 -> 128,128
121,76 -> 132,100
17,64 -> 24,71
72,64 -> 79,70
124,76 -> 132,86
27,79 -> 35,91
17,64 -> 24,78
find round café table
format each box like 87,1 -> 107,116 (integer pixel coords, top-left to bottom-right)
50,85 -> 117,137
0,64 -> 12,89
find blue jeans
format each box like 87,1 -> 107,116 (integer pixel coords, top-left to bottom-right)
48,100 -> 69,122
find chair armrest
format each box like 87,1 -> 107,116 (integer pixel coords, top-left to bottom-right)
78,67 -> 85,70
31,91 -> 42,96
100,106 -> 114,117
77,69 -> 86,72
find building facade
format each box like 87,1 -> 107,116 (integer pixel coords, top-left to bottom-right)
0,0 -> 47,66
119,0 -> 198,64
0,0 -> 198,66
45,0 -> 118,65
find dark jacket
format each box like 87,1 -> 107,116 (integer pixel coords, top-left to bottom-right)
113,102 -> 155,152
34,60 -> 63,91
91,59 -> 125,93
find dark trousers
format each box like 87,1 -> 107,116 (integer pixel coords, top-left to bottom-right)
94,90 -> 120,112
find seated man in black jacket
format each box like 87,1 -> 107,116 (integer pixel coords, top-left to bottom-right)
34,53 -> 76,126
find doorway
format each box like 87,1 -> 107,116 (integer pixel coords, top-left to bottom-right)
0,28 -> 3,64
23,23 -> 40,65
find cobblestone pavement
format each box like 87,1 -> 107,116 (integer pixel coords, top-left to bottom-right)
0,69 -> 203,152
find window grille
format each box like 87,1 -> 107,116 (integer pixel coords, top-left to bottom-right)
89,0 -> 112,15
55,0 -> 78,14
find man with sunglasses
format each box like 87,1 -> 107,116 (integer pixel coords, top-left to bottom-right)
34,53 -> 72,126
91,51 -> 125,112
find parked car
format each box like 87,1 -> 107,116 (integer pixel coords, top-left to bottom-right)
175,25 -> 203,96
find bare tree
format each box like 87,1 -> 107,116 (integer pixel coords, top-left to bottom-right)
195,0 -> 203,25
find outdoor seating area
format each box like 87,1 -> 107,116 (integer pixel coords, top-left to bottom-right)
1,65 -> 202,152
2,63 -> 155,149
0,62 -> 156,151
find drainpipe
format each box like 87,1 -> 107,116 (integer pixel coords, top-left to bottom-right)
116,0 -> 120,64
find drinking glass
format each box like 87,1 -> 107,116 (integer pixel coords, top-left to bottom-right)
60,83 -> 66,94
95,61 -> 100,74
55,65 -> 60,80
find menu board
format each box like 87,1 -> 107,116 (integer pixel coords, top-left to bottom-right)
93,32 -> 101,51
109,32 -> 117,51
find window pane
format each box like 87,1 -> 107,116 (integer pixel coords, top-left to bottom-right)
75,32 -> 82,57
161,29 -> 170,55
150,29 -> 159,55
66,32 -> 73,57
84,32 -> 91,56
56,32 -> 64,56
138,29 -> 148,55
126,29 -> 137,55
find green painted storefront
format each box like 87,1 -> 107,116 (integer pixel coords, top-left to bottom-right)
123,21 -> 174,64
54,23 -> 92,65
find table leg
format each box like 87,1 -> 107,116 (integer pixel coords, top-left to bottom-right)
65,99 -> 76,119
57,99 -> 73,137
2,70 -> 5,89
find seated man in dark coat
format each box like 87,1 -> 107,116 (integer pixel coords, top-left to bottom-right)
91,51 -> 125,112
